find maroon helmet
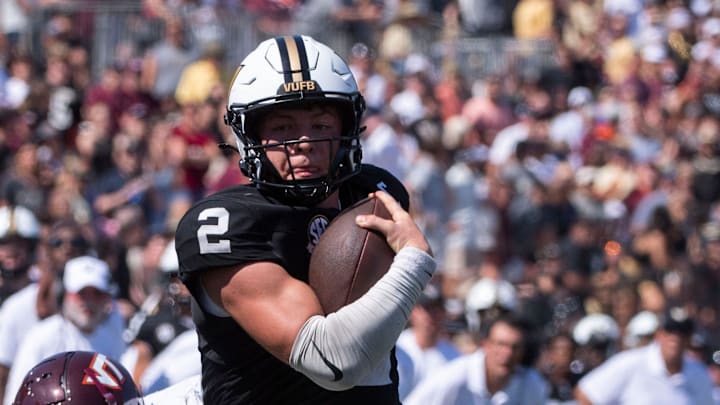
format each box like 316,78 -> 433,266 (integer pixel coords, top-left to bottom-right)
13,351 -> 144,405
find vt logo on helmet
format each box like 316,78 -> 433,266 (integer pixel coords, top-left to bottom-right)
13,351 -> 143,405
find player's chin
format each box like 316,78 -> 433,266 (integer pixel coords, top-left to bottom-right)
289,169 -> 326,180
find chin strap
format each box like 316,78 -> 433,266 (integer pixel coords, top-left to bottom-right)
218,143 -> 240,153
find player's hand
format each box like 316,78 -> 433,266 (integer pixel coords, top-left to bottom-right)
355,191 -> 433,256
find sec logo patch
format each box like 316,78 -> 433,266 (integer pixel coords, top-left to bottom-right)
306,215 -> 329,254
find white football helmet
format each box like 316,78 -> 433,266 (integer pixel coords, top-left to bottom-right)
0,205 -> 40,279
225,35 -> 365,205
572,313 -> 619,346
464,278 -> 518,335
0,205 -> 40,241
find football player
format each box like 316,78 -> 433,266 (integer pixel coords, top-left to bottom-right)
174,35 -> 436,403
12,351 -> 144,404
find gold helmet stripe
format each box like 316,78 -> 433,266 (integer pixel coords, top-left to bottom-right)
275,35 -> 311,83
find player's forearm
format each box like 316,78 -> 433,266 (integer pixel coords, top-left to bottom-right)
289,246 -> 435,391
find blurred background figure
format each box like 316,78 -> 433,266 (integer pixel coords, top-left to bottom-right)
623,310 -> 659,349
0,219 -> 89,403
396,282 -> 460,400
464,277 -> 518,340
123,238 -> 192,358
0,204 -> 40,403
134,240 -> 200,396
571,312 -> 620,376
0,144 -> 45,219
84,133 -> 152,236
360,109 -> 411,182
575,308 -> 713,405
140,17 -> 194,113
3,256 -> 127,405
0,204 -> 39,303
538,332 -> 581,405
405,314 -> 548,404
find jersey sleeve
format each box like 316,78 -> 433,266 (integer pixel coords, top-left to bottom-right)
343,164 -> 410,211
174,194 -> 281,276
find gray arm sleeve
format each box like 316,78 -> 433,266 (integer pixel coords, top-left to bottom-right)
289,246 -> 436,391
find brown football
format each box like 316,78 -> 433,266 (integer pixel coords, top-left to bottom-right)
309,197 -> 395,313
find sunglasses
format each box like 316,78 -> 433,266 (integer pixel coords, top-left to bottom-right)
48,236 -> 86,249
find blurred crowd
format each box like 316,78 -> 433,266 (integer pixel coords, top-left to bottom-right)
0,0 -> 719,403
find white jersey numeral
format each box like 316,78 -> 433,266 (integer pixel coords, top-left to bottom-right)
197,207 -> 232,254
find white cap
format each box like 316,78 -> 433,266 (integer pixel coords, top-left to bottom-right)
63,256 -> 111,294
691,0 -> 712,16
667,7 -> 692,30
442,115 -> 471,150
603,0 -> 642,16
624,311 -> 659,347
573,313 -> 620,345
692,41 -> 714,62
465,278 -> 517,312
404,52 -> 433,77
627,311 -> 659,335
159,240 -> 179,273
568,86 -> 593,108
702,18 -> 720,37
389,91 -> 424,127
0,205 -> 40,240
642,44 -> 668,63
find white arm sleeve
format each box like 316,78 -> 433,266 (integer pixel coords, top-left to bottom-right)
289,246 -> 435,391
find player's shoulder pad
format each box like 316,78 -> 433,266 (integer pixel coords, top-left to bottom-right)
176,187 -> 252,230
345,164 -> 409,211
175,186 -> 261,248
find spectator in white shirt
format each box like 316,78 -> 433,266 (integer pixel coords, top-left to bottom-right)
360,110 -> 412,182
0,219 -> 88,403
3,256 -> 127,405
396,284 -> 460,400
405,314 -> 549,405
575,308 -> 713,405
139,240 -> 200,395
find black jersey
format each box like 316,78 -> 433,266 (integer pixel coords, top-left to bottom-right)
175,164 -> 408,405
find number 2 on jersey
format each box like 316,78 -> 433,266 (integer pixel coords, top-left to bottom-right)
197,207 -> 232,254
